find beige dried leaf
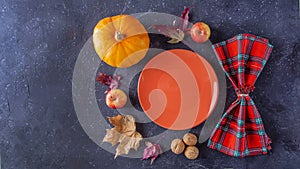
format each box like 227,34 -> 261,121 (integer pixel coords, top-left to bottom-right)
103,114 -> 143,159
115,132 -> 142,159
102,128 -> 120,146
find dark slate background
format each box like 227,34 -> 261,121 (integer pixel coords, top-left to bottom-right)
1,0 -> 299,169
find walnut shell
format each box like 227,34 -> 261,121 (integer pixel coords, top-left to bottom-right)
170,139 -> 185,154
184,146 -> 199,160
183,133 -> 197,146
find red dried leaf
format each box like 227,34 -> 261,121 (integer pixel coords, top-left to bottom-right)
96,72 -> 112,86
180,6 -> 192,31
142,141 -> 162,164
96,72 -> 121,93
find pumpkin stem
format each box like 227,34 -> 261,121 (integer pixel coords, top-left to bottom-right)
115,31 -> 126,41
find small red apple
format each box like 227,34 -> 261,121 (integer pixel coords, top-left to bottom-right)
106,89 -> 127,109
190,22 -> 211,43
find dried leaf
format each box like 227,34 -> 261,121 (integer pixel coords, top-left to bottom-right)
103,114 -> 143,159
152,6 -> 193,44
152,25 -> 185,44
115,132 -> 142,159
96,72 -> 121,93
103,128 -> 120,146
180,6 -> 192,31
96,72 -> 110,85
108,114 -> 136,135
109,75 -> 120,92
142,141 -> 162,164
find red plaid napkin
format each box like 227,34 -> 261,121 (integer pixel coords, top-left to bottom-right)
208,34 -> 273,157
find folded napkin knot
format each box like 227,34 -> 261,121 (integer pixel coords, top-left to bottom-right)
236,85 -> 255,96
208,34 -> 273,157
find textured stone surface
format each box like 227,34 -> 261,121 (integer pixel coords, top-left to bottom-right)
0,0 -> 300,169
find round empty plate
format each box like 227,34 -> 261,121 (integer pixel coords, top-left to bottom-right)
138,49 -> 218,130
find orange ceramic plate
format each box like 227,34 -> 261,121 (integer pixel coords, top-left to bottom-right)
138,49 -> 218,130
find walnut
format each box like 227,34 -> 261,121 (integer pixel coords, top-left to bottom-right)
183,133 -> 197,146
184,146 -> 199,160
170,138 -> 185,154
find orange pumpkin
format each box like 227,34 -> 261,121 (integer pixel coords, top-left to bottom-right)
93,15 -> 150,68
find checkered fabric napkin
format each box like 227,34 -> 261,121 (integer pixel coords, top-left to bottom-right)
207,34 -> 273,157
